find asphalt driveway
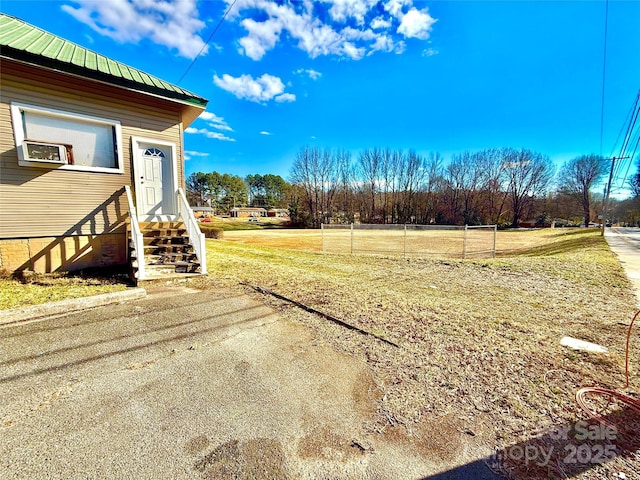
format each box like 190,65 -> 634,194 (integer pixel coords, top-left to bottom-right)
0,286 -> 498,479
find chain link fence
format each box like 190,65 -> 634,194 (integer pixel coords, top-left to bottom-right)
321,223 -> 497,259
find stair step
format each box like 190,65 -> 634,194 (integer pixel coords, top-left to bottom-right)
142,229 -> 187,237
139,222 -> 185,230
174,262 -> 201,273
144,244 -> 193,254
143,236 -> 189,246
145,264 -> 180,276
144,263 -> 201,275
148,254 -> 198,264
131,221 -> 203,281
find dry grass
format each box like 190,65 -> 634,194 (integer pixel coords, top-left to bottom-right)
193,228 -> 640,479
0,271 -> 129,311
222,226 -> 606,257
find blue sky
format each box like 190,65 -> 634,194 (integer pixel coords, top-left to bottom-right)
3,1 -> 639,195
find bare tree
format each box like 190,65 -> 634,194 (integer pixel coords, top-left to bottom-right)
388,149 -> 404,222
290,146 -> 321,226
289,146 -> 339,227
380,148 -> 395,224
417,152 -> 443,224
444,151 -> 486,224
334,149 -> 355,222
395,150 -> 425,223
319,148 -> 339,223
559,154 -> 608,227
357,148 -> 382,222
475,148 -> 509,224
502,148 -> 555,227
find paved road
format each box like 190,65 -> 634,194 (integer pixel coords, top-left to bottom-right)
605,227 -> 640,306
609,227 -> 640,248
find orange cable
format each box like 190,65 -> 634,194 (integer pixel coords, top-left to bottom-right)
575,309 -> 640,425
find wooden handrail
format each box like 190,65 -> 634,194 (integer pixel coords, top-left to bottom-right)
176,188 -> 207,275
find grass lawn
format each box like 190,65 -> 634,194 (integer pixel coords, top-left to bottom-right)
192,227 -> 639,479
198,216 -> 288,231
0,271 -> 129,311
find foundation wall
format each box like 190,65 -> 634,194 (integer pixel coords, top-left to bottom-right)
0,233 -> 127,273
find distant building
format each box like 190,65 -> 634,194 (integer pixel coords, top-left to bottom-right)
267,208 -> 290,218
230,207 -> 267,218
192,206 -> 215,217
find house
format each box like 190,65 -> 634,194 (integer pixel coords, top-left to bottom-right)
229,207 -> 267,218
267,208 -> 290,218
192,206 -> 215,218
0,14 -> 208,281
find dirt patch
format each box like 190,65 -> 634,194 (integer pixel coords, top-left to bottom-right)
297,426 -> 366,461
185,435 -> 210,456
195,438 -> 289,480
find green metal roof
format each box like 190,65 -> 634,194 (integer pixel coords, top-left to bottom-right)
0,13 -> 208,108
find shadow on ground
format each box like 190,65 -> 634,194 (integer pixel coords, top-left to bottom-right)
422,403 -> 640,479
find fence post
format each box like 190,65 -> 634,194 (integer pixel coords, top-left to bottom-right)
350,223 -> 354,255
321,223 -> 325,253
493,224 -> 497,258
404,223 -> 407,258
463,224 -> 468,259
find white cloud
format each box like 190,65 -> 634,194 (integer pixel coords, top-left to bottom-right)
341,26 -> 378,42
184,150 -> 209,161
397,7 -> 436,40
422,47 -> 439,57
185,127 -> 236,142
294,68 -> 322,80
371,16 -> 392,30
61,0 -> 207,59
369,34 -> 396,53
198,111 -> 234,131
384,0 -> 412,19
341,41 -> 365,60
238,17 -> 283,60
275,93 -> 296,103
214,73 -> 294,103
227,0 -> 437,61
259,131 -> 272,135
326,0 -> 377,25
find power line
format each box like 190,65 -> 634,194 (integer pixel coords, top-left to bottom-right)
608,96 -> 636,158
618,94 -> 640,159
610,90 -> 640,191
601,89 -> 640,232
176,0 -> 238,85
613,91 -> 640,186
619,128 -> 640,189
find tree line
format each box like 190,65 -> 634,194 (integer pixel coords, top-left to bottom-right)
186,171 -> 289,212
187,146 -> 640,228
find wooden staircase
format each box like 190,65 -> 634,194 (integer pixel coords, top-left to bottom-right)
130,221 -> 202,282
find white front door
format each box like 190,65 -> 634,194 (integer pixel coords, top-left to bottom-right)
132,137 -> 178,220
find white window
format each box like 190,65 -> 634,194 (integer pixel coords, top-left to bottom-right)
11,102 -> 124,173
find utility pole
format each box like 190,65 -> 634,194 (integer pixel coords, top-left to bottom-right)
601,155 -> 630,236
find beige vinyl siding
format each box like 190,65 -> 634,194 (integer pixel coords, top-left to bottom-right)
0,60 -> 186,239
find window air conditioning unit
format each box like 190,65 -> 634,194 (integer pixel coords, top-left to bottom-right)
21,141 -> 70,164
